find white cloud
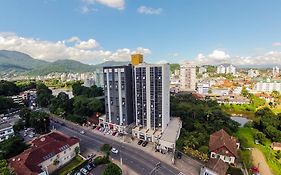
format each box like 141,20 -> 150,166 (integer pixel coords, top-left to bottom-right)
193,49 -> 281,66
75,39 -> 99,50
0,32 -> 150,64
82,0 -> 125,10
137,6 -> 162,15
273,42 -> 281,47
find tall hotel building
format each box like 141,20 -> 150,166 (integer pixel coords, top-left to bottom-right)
103,65 -> 134,132
132,63 -> 170,142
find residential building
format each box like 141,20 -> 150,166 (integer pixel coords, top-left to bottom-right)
209,129 -> 239,165
132,63 -> 170,142
248,69 -> 259,78
271,142 -> 281,151
103,65 -> 134,132
10,95 -> 24,105
216,64 -> 236,75
199,66 -> 207,74
0,123 -> 14,142
254,80 -> 281,92
83,78 -> 95,87
273,66 -> 280,77
94,69 -> 104,88
9,131 -> 79,175
197,83 -> 210,95
180,62 -> 196,91
200,158 -> 229,175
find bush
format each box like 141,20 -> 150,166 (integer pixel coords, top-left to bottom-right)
93,156 -> 110,165
254,132 -> 267,145
102,163 -> 122,175
183,146 -> 208,162
198,146 -> 209,154
238,150 -> 252,169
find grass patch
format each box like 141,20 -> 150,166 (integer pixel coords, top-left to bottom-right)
236,127 -> 281,175
271,107 -> 281,114
57,155 -> 85,175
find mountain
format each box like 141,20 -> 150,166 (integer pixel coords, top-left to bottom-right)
0,50 -> 133,76
29,59 -> 97,75
0,50 -> 48,72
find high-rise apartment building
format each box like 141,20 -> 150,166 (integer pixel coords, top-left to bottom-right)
180,62 -> 196,91
134,63 -> 170,132
273,66 -> 280,77
217,64 -> 236,75
103,65 -> 134,131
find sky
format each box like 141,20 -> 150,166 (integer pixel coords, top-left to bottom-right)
0,0 -> 281,66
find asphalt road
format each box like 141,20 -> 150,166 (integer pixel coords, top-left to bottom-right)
51,121 -> 181,175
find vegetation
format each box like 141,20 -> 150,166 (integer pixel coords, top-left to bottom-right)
170,64 -> 180,74
56,155 -> 85,175
100,144 -> 112,157
93,156 -> 110,165
0,80 -> 20,96
0,96 -> 19,114
0,159 -> 12,175
102,163 -> 122,175
15,108 -> 50,134
0,136 -> 27,159
173,94 -> 239,154
72,82 -> 103,97
36,83 -> 54,107
226,167 -> 243,175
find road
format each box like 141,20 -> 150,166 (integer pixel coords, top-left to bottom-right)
251,148 -> 273,175
51,121 -> 181,175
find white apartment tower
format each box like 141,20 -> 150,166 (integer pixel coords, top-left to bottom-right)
273,66 -> 280,77
180,62 -> 196,91
134,63 -> 170,131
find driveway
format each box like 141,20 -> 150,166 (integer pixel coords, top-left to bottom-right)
251,148 -> 273,175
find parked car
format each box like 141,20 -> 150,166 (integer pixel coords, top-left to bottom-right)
74,172 -> 81,175
138,140 -> 143,145
80,130 -> 85,134
85,164 -> 93,171
142,141 -> 148,147
111,147 -> 119,154
176,152 -> 182,159
80,168 -> 88,175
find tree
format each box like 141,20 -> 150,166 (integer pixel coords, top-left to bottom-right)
0,96 -> 18,113
0,159 -> 12,175
100,144 -> 111,157
254,132 -> 267,145
102,163 -> 122,175
0,136 -> 27,159
0,80 -> 20,96
29,111 -> 50,134
36,83 -> 53,107
241,87 -> 249,97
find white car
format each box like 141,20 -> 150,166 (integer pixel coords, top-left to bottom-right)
80,130 -> 85,134
111,148 -> 119,154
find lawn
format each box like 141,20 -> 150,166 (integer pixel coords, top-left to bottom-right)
271,107 -> 281,114
236,127 -> 281,175
57,155 -> 86,175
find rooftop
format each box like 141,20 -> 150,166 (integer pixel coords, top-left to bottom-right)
160,117 -> 182,143
9,131 -> 79,175
0,122 -> 13,130
206,158 -> 229,175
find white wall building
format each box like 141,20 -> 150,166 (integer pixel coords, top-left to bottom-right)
248,69 -> 259,78
217,64 -> 236,75
199,66 -> 207,74
0,123 -> 14,142
254,80 -> 281,92
273,66 -> 280,77
180,62 -> 196,91
132,63 -> 170,142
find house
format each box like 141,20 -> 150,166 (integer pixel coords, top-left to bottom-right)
271,142 -> 281,151
9,131 -> 79,175
209,129 -> 239,165
200,158 -> 229,175
0,122 -> 14,142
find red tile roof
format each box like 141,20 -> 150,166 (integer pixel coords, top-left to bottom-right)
209,129 -> 238,157
9,131 -> 79,175
206,158 -> 229,175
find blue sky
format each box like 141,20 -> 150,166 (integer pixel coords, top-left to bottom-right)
0,0 -> 281,65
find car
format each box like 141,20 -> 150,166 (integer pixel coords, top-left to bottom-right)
111,147 -> 119,154
28,134 -> 34,138
85,164 -> 93,171
112,131 -> 117,136
24,133 -> 27,137
138,140 -> 143,145
142,141 -> 148,147
176,152 -> 182,159
80,130 -> 85,134
80,168 -> 88,175
74,172 -> 81,175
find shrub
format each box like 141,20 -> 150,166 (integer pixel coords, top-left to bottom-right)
93,156 -> 110,165
102,163 -> 122,175
198,146 -> 209,154
183,146 -> 208,162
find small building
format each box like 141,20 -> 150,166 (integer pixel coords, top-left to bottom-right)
209,129 -> 239,165
200,158 -> 229,175
271,142 -> 281,151
0,122 -> 14,142
158,117 -> 182,152
9,131 -> 79,175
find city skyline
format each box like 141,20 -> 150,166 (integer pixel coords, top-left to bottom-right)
0,0 -> 281,66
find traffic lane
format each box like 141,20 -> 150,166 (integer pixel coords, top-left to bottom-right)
52,121 -> 180,175
54,123 -> 158,175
